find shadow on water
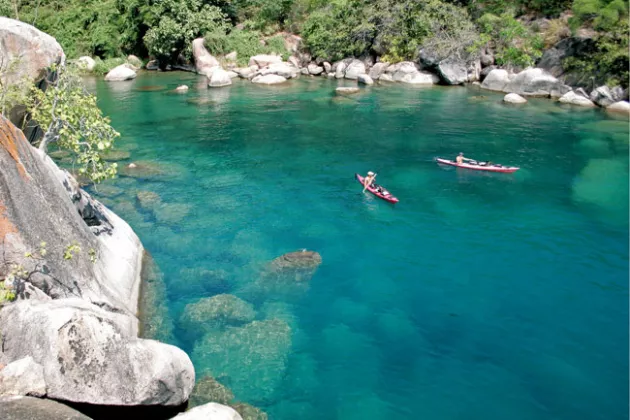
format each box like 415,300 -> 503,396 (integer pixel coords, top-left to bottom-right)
60,400 -> 188,420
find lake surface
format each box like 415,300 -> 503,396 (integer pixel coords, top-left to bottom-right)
84,72 -> 628,419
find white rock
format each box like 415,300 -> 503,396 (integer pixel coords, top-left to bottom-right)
590,86 -> 615,107
344,59 -> 366,80
226,71 -> 239,79
175,85 -> 189,92
379,73 -> 394,82
308,64 -> 323,75
288,56 -> 300,68
335,62 -> 347,79
503,93 -> 527,104
357,74 -> 374,85
389,62 -> 420,82
400,72 -> 439,85
251,74 -> 287,85
323,62 -> 332,73
77,56 -> 96,72
503,68 -> 567,96
209,68 -> 232,88
558,91 -> 596,107
248,54 -> 282,68
368,62 -> 388,80
0,356 -> 47,397
327,72 -> 335,78
481,69 -> 510,92
192,38 -> 219,75
174,403 -> 243,420
606,101 -> 630,115
335,87 -> 360,94
104,64 -> 136,82
258,62 -> 298,79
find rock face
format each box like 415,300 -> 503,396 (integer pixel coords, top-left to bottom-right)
209,68 -> 232,88
559,91 -> 596,107
481,69 -> 511,91
0,298 -> 195,406
437,58 -> 468,85
104,64 -> 137,81
192,38 -> 220,77
503,93 -> 527,104
0,17 -> 65,87
537,36 -> 598,87
606,101 -> 630,115
175,403 -> 243,420
251,74 -> 287,85
77,56 -> 96,72
344,59 -> 366,79
248,54 -> 282,68
589,86 -> 615,107
0,396 -> 91,420
0,356 -> 47,397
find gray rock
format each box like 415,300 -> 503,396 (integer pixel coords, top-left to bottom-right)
288,56 -> 301,68
251,74 -> 287,85
189,376 -> 234,408
77,56 -> 96,72
418,49 -> 439,69
0,396 -> 91,420
104,65 -> 136,82
480,53 -> 494,67
467,59 -> 482,83
537,36 -> 598,85
606,101 -> 630,115
479,65 -> 497,82
300,67 -> 310,75
193,38 -> 220,76
174,403 -> 243,420
503,68 -> 564,96
146,59 -> 160,71
127,55 -> 142,68
503,93 -> 527,104
308,64 -> 323,75
481,69 -> 510,91
209,68 -> 233,88
589,85 -> 615,107
257,62 -> 298,79
233,67 -> 255,79
437,58 -> 468,85
575,88 -> 589,98
334,61 -> 347,79
0,298 -> 195,406
0,356 -> 46,397
400,71 -> 439,85
323,62 -> 332,73
559,91 -> 596,107
0,17 -> 65,88
344,59 -> 366,79
248,55 -> 282,68
388,62 -> 419,81
138,253 -> 175,343
379,73 -> 393,82
357,74 -> 374,85
368,62 -> 388,80
610,86 -> 627,102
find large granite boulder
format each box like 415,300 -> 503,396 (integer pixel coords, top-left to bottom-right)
384,62 -> 439,85
437,58 -> 468,85
0,298 -> 195,406
77,56 -> 96,72
179,294 -> 256,334
559,91 -> 596,107
589,86 -> 615,107
0,17 -> 65,87
358,74 -> 374,85
606,101 -> 630,115
503,93 -> 527,104
307,64 -> 323,75
255,62 -> 299,79
502,68 -> 568,96
0,396 -> 91,420
480,69 -> 510,91
192,38 -> 220,77
368,62 -> 388,80
0,115 -> 143,315
209,68 -> 233,88
334,60 -> 348,79
344,59 -> 366,80
248,54 -> 282,68
104,64 -> 137,81
174,403 -> 243,420
0,356 -> 47,397
251,74 -> 287,85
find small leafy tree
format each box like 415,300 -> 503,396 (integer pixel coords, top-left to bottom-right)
27,65 -> 120,183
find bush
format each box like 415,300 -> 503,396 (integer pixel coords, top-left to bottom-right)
92,58 -> 127,75
204,30 -> 289,66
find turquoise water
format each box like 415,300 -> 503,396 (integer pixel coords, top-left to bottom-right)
86,73 -> 628,419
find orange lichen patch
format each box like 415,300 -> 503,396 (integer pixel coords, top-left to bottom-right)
0,201 -> 18,241
0,116 -> 29,179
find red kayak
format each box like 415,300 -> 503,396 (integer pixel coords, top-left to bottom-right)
436,158 -> 519,173
356,174 -> 399,203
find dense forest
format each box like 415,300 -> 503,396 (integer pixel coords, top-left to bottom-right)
0,0 -> 628,85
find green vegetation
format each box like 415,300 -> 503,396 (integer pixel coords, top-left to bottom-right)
2,0 -> 628,85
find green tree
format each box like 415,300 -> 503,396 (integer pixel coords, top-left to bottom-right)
27,65 -> 120,182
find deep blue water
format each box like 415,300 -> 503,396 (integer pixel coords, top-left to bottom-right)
86,72 -> 628,419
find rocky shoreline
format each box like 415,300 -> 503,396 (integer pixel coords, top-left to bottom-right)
98,35 -> 630,116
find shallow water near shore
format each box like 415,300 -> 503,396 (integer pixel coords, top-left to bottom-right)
85,72 -> 627,419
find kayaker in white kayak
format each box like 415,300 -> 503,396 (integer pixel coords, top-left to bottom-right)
363,171 -> 377,192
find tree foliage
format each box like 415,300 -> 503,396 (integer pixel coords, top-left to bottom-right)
27,65 -> 120,182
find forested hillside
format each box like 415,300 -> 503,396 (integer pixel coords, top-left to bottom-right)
0,0 -> 627,86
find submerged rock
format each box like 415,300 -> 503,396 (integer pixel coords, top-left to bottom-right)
192,319 -> 292,403
189,376 -> 235,407
268,250 -> 322,276
153,202 -> 192,225
102,150 -> 131,161
230,402 -> 268,420
335,87 -> 360,95
175,402 -> 243,420
138,253 -> 175,343
136,190 -> 162,210
176,85 -> 190,93
179,294 -> 256,334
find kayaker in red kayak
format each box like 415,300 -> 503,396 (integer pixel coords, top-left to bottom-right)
456,152 -> 474,165
362,171 -> 377,192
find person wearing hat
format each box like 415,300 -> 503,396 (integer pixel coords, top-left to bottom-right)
456,152 -> 473,165
362,171 -> 377,192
